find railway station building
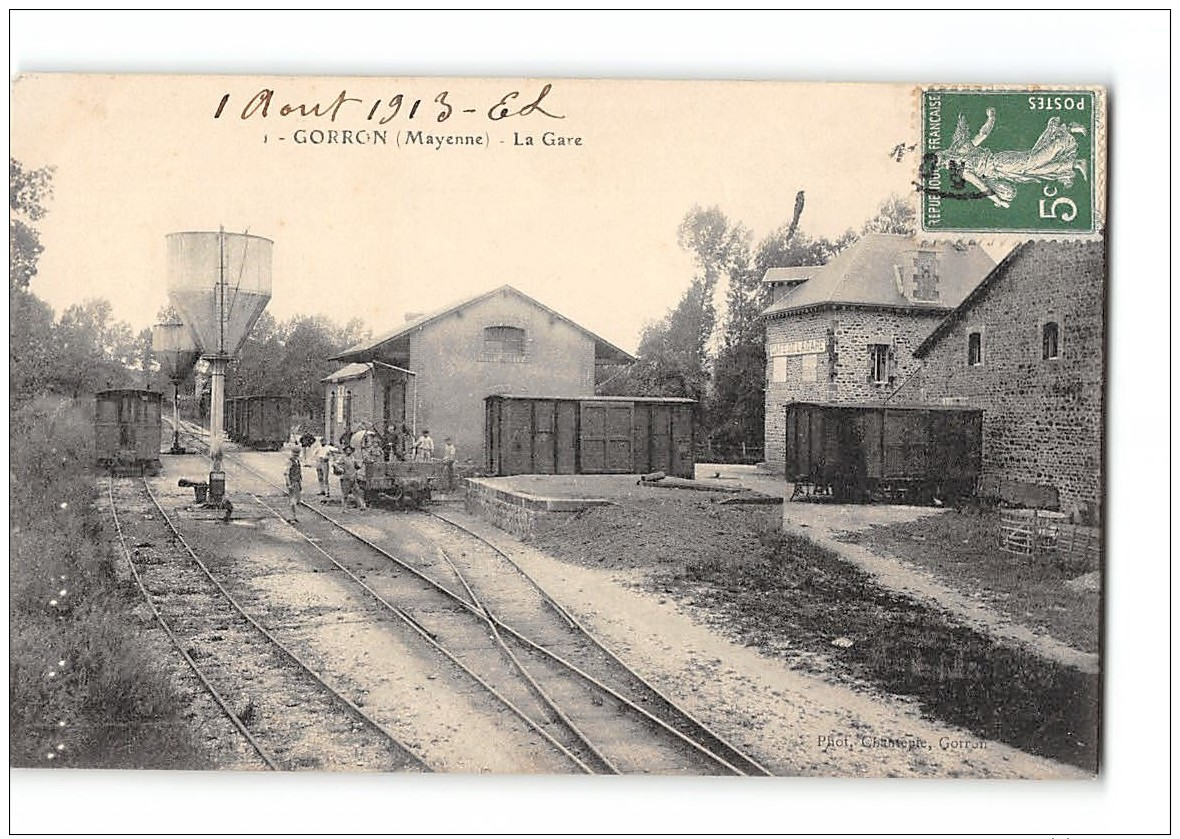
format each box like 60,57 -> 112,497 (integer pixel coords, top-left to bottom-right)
901,241 -> 1105,522
324,285 -> 634,462
761,234 -> 995,468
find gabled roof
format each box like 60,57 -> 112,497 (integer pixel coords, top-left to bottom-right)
761,234 -> 996,318
913,242 -> 1030,358
332,284 -> 635,364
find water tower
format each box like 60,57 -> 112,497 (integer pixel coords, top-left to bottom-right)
166,229 -> 273,501
152,320 -> 200,454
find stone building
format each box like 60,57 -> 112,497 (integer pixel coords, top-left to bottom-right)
761,234 -> 995,467
325,285 -> 633,461
903,241 -> 1105,521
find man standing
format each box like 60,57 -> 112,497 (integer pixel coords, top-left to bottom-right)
315,436 -> 339,498
339,446 -> 367,510
284,447 -> 302,523
413,429 -> 435,461
299,429 -> 317,465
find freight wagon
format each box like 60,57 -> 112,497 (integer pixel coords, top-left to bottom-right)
784,401 -> 982,504
225,395 -> 292,450
485,395 -> 696,478
95,389 -> 163,475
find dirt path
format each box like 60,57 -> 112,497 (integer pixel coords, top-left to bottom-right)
780,502 -> 1099,674
448,508 -> 1086,779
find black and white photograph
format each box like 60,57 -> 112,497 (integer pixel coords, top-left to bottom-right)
7,11 -> 1169,837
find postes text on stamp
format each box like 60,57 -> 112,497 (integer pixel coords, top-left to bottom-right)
919,87 -> 1103,235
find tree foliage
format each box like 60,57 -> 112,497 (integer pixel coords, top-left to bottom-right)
229,313 -> 372,423
626,194 -> 913,460
10,158 -> 55,291
861,193 -> 917,236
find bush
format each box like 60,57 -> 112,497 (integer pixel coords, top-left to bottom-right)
9,397 -> 210,768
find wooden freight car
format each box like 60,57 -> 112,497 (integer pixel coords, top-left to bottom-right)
486,395 -> 696,478
784,401 -> 982,504
225,395 -> 292,450
95,389 -> 163,475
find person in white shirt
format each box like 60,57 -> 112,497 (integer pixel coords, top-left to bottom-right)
315,437 -> 340,497
413,430 -> 434,461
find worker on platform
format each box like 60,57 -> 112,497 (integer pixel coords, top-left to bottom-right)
413,429 -> 435,461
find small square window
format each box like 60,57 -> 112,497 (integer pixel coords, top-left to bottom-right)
967,332 -> 983,366
1042,321 -> 1060,360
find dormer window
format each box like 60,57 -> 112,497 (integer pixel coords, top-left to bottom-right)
483,325 -> 527,362
911,251 -> 940,302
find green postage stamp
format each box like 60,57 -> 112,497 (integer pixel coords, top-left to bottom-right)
919,86 -> 1105,235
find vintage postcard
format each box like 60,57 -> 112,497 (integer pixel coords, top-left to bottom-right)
10,75 -> 1106,794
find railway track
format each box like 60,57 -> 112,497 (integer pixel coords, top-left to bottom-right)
105,474 -> 430,773
173,420 -> 772,775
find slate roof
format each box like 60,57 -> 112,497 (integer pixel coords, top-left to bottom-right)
332,284 -> 635,364
913,242 -> 1032,358
762,266 -> 815,284
761,234 -> 996,318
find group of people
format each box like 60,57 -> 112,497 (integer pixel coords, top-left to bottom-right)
282,424 -> 458,522
365,424 -> 454,464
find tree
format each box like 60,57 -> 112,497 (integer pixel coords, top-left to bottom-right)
55,299 -> 140,396
229,312 -> 374,425
10,158 -> 54,291
861,193 -> 917,236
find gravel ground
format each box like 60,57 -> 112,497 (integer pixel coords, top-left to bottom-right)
461,506 -> 1086,779
148,449 -> 1087,778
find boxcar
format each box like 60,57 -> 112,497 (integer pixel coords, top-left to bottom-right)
784,401 -> 982,503
95,389 -> 163,475
226,395 -> 292,450
485,395 -> 696,478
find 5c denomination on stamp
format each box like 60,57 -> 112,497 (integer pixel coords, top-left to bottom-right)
918,86 -> 1105,236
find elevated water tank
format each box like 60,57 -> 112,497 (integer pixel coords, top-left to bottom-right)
152,321 -> 200,383
166,231 -> 273,359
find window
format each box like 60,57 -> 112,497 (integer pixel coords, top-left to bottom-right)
800,353 -> 818,382
483,326 -> 527,362
1042,321 -> 1060,360
869,344 -> 890,384
768,356 -> 787,383
967,331 -> 983,366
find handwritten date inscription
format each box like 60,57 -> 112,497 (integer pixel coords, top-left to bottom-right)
214,84 -> 564,125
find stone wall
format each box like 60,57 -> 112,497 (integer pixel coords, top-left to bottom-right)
909,241 -> 1105,521
763,307 -> 947,469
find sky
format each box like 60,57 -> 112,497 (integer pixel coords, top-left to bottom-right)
12,75 -> 918,353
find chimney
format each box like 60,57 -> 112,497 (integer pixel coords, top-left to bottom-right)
404,312 -> 425,323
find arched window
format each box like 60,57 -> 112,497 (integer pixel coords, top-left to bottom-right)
483,326 -> 527,362
1042,321 -> 1060,360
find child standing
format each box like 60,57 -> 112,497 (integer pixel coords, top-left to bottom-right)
284,447 -> 302,523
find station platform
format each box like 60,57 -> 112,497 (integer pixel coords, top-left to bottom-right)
464,465 -> 786,539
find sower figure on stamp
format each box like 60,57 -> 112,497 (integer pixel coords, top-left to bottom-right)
937,108 -> 1088,208
284,447 -> 302,523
